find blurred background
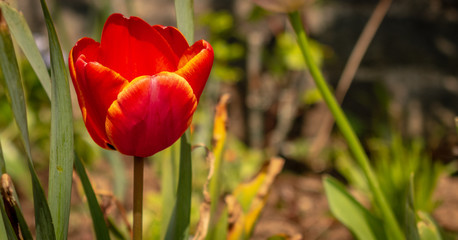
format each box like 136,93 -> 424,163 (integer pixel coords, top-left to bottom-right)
0,0 -> 457,239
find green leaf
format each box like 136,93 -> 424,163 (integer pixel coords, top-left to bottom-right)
405,174 -> 420,240
38,0 -> 74,239
165,133 -> 192,240
0,173 -> 34,240
164,1 -> 194,238
0,143 -> 12,240
174,0 -> 194,43
0,139 -> 5,175
0,15 -> 56,240
0,200 -> 18,240
160,146 -> 177,239
0,145 -> 32,240
0,2 -> 51,99
213,208 -> 228,240
418,212 -> 442,240
227,157 -> 284,240
73,154 -> 111,240
324,176 -> 386,240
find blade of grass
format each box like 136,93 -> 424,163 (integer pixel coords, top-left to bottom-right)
165,133 -> 192,240
38,0 -> 74,239
73,154 -> 111,240
0,3 -> 51,99
0,12 -> 56,240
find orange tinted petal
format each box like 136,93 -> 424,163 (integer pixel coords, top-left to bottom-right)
175,40 -> 214,100
100,13 -> 179,81
73,57 -> 129,149
106,72 -> 197,157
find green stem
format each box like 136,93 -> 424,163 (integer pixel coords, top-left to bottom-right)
288,11 -> 404,240
133,156 -> 144,240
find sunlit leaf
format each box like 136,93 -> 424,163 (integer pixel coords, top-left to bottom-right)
73,154 -> 111,240
38,0 -> 74,239
228,157 -> 284,240
209,93 -> 230,218
417,211 -> 442,240
0,2 -> 51,99
0,13 -> 56,240
324,176 -> 385,240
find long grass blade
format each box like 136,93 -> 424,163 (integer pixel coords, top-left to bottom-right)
38,0 -> 74,239
165,133 -> 192,240
0,12 -> 56,240
0,3 -> 51,99
73,154 -> 111,240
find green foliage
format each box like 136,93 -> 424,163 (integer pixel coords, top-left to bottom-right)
368,135 -> 442,214
165,133 -> 193,240
0,3 -> 51,99
301,87 -> 323,105
38,0 -> 75,239
324,176 -> 386,240
335,132 -> 444,239
0,143 -> 19,240
266,32 -> 330,77
200,11 -> 245,83
417,211 -> 443,240
0,9 -> 56,239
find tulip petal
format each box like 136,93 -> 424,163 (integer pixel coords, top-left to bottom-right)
175,40 -> 214,100
73,57 -> 129,149
106,72 -> 197,157
99,13 -> 180,81
153,25 -> 189,58
69,38 -> 100,91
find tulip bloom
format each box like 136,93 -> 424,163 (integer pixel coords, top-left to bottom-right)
69,13 -> 213,157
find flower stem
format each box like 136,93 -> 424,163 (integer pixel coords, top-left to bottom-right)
133,156 -> 144,240
288,11 -> 404,240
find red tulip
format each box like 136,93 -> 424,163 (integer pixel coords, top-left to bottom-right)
69,13 -> 214,157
